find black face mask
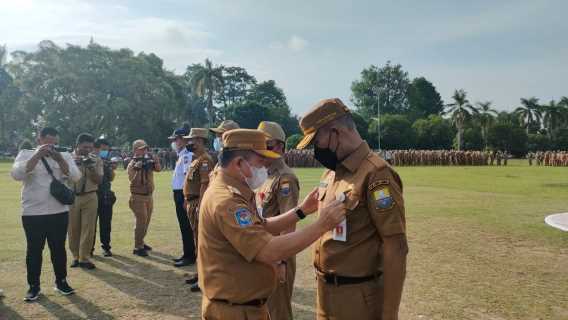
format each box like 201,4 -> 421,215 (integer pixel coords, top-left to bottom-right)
313,131 -> 339,171
186,144 -> 196,152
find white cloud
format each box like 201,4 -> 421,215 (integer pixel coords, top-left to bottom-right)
287,35 -> 308,52
0,0 -> 220,72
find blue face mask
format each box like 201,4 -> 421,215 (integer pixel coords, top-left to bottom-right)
99,150 -> 110,159
213,137 -> 223,152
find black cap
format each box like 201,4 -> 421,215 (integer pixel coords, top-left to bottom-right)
168,128 -> 189,140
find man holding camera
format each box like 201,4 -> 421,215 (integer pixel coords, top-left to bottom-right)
128,139 -> 162,256
11,127 -> 81,301
93,138 -> 117,257
69,133 -> 103,270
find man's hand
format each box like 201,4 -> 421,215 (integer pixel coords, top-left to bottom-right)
316,200 -> 346,230
34,144 -> 52,158
134,161 -> 144,169
299,188 -> 319,214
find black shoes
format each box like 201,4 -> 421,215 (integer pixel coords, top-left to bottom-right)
133,248 -> 148,257
185,275 -> 198,285
55,279 -> 75,296
172,256 -> 184,262
102,249 -> 113,257
189,283 -> 201,292
70,260 -> 80,268
174,258 -> 195,267
79,261 -> 96,270
143,244 -> 152,251
24,286 -> 40,302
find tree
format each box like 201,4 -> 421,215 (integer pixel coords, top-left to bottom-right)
407,77 -> 444,121
444,89 -> 478,151
475,101 -> 498,149
0,45 -> 22,148
488,123 -> 528,156
369,114 -> 415,150
542,100 -> 567,140
246,80 -> 299,136
225,101 -> 272,129
188,59 -> 223,127
351,61 -> 410,120
412,115 -> 454,150
216,66 -> 256,107
514,97 -> 542,134
286,134 -> 303,150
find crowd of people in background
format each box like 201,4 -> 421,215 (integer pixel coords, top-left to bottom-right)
527,151 -> 568,166
387,150 -> 510,166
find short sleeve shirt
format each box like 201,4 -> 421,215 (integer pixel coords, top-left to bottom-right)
256,158 -> 300,220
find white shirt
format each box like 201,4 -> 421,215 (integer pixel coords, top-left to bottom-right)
172,147 -> 193,190
11,149 -> 82,216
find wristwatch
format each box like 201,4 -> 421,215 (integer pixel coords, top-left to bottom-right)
295,207 -> 306,220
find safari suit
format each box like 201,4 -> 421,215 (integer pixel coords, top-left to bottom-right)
69,154 -> 103,263
198,171 -> 276,320
314,142 -> 406,320
257,158 -> 300,320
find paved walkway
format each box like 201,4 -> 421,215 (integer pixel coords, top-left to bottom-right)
545,213 -> 568,231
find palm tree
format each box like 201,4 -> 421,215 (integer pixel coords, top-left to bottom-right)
542,100 -> 567,140
189,58 -> 224,128
475,101 -> 498,149
444,89 -> 478,151
514,97 -> 542,134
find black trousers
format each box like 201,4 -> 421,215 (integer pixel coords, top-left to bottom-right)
96,200 -> 113,251
22,212 -> 69,287
173,190 -> 195,259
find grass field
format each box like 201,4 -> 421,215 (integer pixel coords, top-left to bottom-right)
0,160 -> 567,320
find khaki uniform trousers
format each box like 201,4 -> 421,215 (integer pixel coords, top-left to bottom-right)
267,257 -> 296,320
129,194 -> 153,249
202,295 -> 270,320
68,192 -> 98,262
187,198 -> 199,249
316,275 -> 383,320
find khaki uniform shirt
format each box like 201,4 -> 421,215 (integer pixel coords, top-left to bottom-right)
314,142 -> 406,277
72,152 -> 103,194
183,150 -> 214,200
198,171 -> 276,303
256,158 -> 299,220
127,159 -> 156,195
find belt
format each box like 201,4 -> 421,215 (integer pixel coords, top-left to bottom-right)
132,192 -> 151,196
316,269 -> 381,286
211,298 -> 267,307
187,195 -> 199,201
76,190 -> 97,196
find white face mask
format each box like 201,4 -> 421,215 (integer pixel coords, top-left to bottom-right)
171,142 -> 177,151
213,137 -> 223,152
241,160 -> 268,190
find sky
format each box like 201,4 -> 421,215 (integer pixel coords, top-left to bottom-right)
2,0 -> 567,115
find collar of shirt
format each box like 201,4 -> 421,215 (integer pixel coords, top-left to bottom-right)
339,141 -> 371,173
267,157 -> 285,175
178,148 -> 192,157
217,170 -> 254,201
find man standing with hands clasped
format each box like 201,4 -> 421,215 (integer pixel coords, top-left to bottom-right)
198,129 -> 347,320
296,98 -> 408,320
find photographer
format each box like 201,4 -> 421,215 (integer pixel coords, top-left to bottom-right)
68,133 -> 103,270
128,140 -> 162,256
11,127 -> 81,301
93,138 -> 117,257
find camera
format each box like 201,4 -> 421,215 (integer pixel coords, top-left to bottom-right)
133,155 -> 155,171
75,154 -> 97,167
50,145 -> 72,153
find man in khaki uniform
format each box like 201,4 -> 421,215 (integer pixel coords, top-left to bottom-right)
69,133 -> 103,270
257,121 -> 299,320
182,128 -> 214,291
297,98 -> 408,320
128,139 -> 162,257
198,129 -> 347,320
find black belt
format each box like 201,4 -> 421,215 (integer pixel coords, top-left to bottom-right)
187,195 -> 199,201
317,270 -> 382,286
211,298 -> 267,307
132,192 -> 151,196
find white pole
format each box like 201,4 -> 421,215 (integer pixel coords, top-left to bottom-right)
377,87 -> 381,152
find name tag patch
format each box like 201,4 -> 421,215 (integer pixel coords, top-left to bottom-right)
234,207 -> 253,227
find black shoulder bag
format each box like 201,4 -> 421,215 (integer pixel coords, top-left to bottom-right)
41,157 -> 76,205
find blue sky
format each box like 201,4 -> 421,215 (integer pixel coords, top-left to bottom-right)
2,0 -> 567,115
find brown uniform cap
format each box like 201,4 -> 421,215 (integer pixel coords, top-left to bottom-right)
183,128 -> 209,140
222,129 -> 280,159
258,121 -> 286,143
296,98 -> 351,149
132,139 -> 148,150
210,120 -> 240,134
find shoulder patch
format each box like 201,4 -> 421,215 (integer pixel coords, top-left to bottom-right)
372,185 -> 395,211
280,181 -> 291,197
368,179 -> 389,192
234,207 -> 253,227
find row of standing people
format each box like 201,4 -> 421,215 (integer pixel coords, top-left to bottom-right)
389,150 -> 510,166
527,151 -> 568,166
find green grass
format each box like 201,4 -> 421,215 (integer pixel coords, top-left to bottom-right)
0,160 -> 567,319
